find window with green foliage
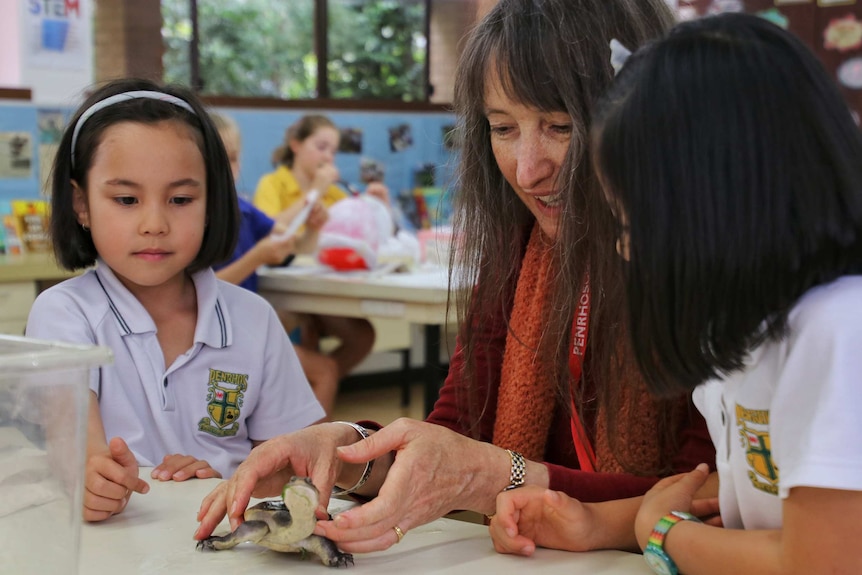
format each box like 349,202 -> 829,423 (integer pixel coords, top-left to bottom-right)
162,0 -> 429,101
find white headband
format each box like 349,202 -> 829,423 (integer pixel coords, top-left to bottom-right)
70,90 -> 197,169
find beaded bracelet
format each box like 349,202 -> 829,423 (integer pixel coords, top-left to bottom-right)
331,421 -> 374,496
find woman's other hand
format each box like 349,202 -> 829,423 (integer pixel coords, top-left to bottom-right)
314,418 -> 516,553
193,422 -> 365,540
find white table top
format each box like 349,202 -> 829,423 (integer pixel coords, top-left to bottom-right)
78,470 -> 652,574
258,264 -> 455,325
258,263 -> 452,302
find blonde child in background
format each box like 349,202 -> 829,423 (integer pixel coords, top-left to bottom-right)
490,14 -> 862,575
211,112 -> 341,417
26,79 -> 324,522
253,114 -> 382,383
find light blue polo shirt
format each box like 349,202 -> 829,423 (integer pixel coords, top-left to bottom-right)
26,259 -> 324,477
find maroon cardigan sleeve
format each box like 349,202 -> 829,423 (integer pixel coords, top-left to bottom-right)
424,298 -> 506,441
544,398 -> 715,502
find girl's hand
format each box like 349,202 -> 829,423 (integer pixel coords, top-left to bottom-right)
83,437 -> 149,522
312,164 -> 340,192
635,463 -> 711,551
490,487 -> 597,556
314,418 -> 515,553
194,422 -> 363,541
151,453 -> 222,482
305,200 -> 328,231
255,232 -> 297,265
365,182 -> 390,206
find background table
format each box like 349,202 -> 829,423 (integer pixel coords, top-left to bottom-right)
78,470 -> 652,574
0,252 -> 79,335
258,264 -> 454,416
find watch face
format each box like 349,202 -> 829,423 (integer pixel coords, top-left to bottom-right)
644,549 -> 674,575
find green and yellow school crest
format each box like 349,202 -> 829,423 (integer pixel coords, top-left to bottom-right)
736,403 -> 779,495
199,369 -> 249,437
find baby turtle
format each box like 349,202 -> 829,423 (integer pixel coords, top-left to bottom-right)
197,476 -> 354,568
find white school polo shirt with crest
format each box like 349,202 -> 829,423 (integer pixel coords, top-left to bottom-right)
693,275 -> 862,530
26,260 -> 324,477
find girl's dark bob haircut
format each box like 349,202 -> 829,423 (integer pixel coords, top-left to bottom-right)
51,77 -> 239,272
594,13 -> 862,396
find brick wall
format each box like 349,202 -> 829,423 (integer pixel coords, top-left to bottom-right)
429,0 -> 479,103
92,0 -> 126,83
93,0 -> 162,84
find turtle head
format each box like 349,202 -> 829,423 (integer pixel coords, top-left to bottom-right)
282,476 -> 320,515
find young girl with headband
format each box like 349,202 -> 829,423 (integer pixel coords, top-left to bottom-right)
26,78 -> 325,522
490,13 -> 862,574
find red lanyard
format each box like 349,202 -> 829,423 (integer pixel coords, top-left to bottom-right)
569,275 -> 596,473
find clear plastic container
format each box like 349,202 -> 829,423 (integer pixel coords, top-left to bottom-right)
0,335 -> 112,575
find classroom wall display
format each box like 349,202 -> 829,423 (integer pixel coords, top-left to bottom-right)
0,103 -> 42,203
0,103 -> 458,231
338,127 -> 363,154
25,0 -> 91,71
219,107 -> 458,230
388,123 -> 413,152
0,132 -> 32,179
677,0 -> 862,122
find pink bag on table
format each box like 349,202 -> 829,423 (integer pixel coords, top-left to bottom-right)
317,196 -> 393,270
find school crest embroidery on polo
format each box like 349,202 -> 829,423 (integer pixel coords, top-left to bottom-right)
736,403 -> 779,495
199,368 -> 249,437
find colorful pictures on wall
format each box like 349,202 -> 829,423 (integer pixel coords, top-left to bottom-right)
824,13 -> 862,51
758,7 -> 790,27
818,0 -> 857,7
37,109 -> 65,196
0,132 -> 33,179
12,199 -> 50,253
441,124 -> 459,150
359,157 -> 385,183
838,56 -> 862,87
388,123 -> 413,152
338,128 -> 363,154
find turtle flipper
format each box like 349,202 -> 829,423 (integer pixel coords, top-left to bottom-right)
295,534 -> 354,568
196,520 -> 271,551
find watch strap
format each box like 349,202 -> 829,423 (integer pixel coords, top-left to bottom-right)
503,449 -> 526,491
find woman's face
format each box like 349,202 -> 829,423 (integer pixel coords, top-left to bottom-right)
290,126 -> 340,178
484,71 -> 574,240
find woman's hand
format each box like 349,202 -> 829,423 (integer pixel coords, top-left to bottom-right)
314,417 -> 513,553
193,422 -> 364,540
151,453 -> 222,482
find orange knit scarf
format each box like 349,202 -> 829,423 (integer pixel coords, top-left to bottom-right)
491,224 -> 670,474
492,225 -> 558,460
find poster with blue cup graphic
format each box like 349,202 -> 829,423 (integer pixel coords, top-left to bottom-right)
41,18 -> 69,51
25,0 -> 89,70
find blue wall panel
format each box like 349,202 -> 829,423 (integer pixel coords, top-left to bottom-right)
0,103 -> 458,229
0,104 -> 43,204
